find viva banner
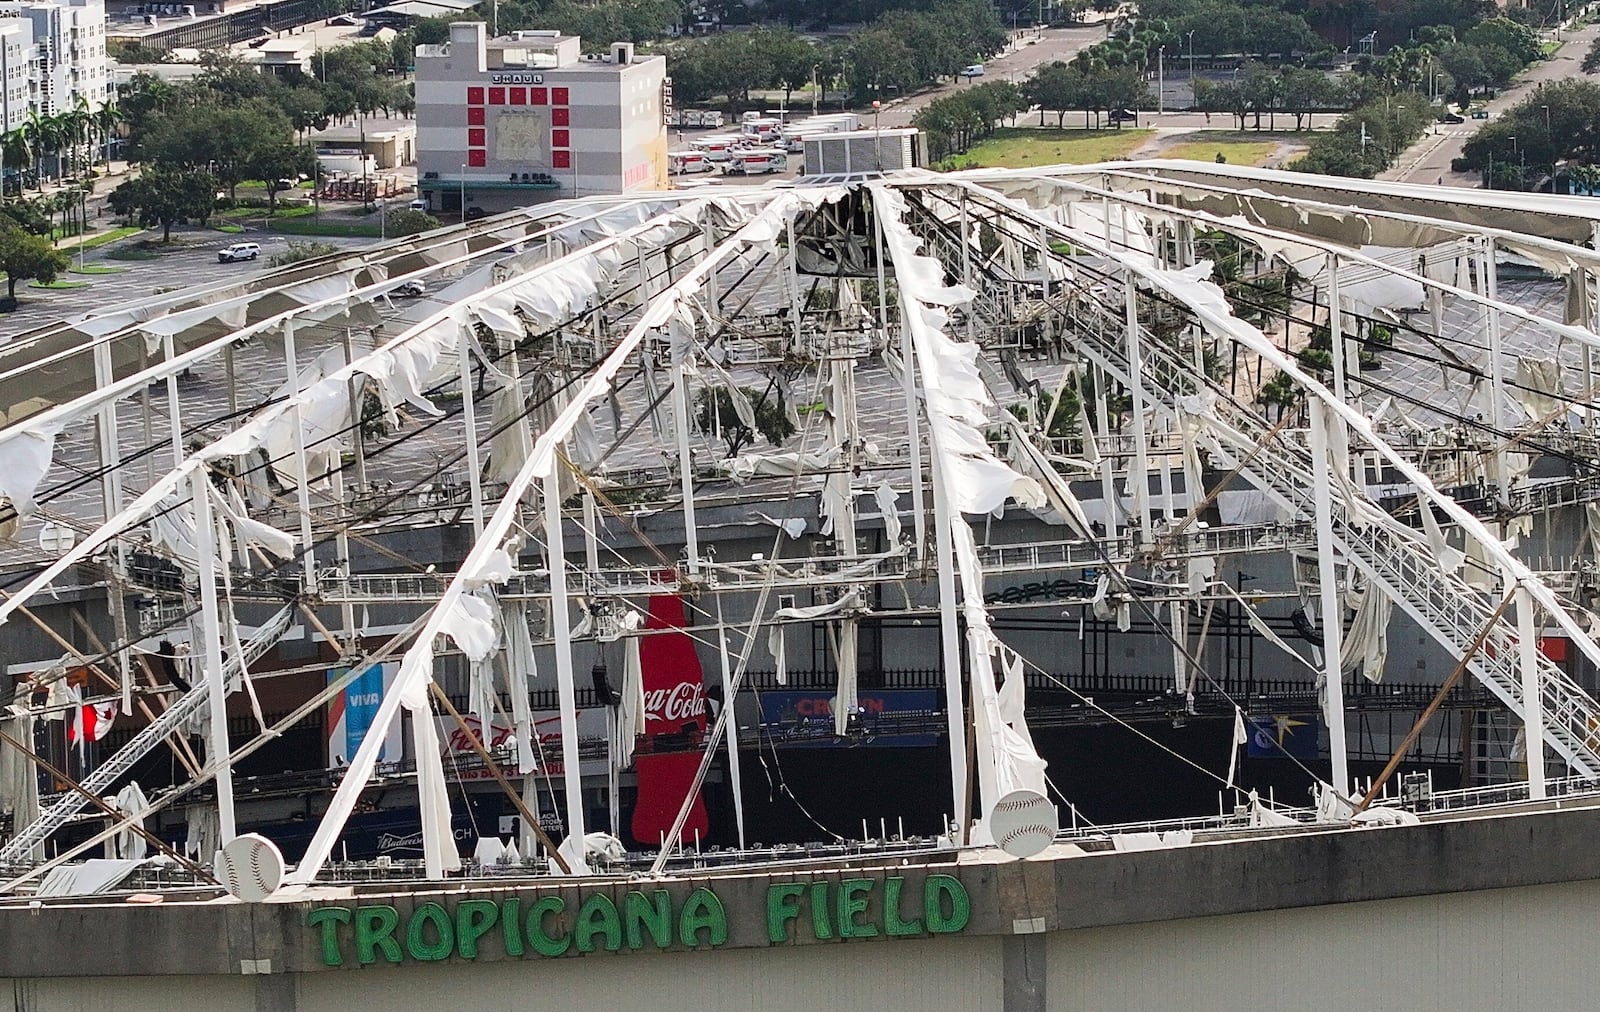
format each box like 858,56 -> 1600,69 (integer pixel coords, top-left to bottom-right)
631,593 -> 710,847
327,662 -> 403,766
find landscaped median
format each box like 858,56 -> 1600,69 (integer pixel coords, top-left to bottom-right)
956,128 -> 1153,168
58,225 -> 144,255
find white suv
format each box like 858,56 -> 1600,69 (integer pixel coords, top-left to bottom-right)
218,242 -> 261,263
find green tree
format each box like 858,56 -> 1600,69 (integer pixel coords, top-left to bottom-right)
0,222 -> 68,302
1024,62 -> 1082,128
107,167 -> 217,242
1463,18 -> 1542,66
694,385 -> 795,455
1585,37 -> 1600,75
385,208 -> 440,236
251,143 -> 315,212
141,99 -> 293,199
1459,79 -> 1600,173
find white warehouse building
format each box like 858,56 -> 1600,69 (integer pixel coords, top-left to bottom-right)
414,22 -> 670,216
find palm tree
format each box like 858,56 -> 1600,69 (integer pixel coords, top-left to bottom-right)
92,103 -> 119,168
1,129 -> 31,197
22,111 -> 52,190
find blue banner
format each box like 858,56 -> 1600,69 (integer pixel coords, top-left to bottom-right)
327,662 -> 400,766
1246,714 -> 1321,760
757,689 -> 940,748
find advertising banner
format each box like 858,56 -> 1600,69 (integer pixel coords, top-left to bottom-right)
631,593 -> 710,847
327,662 -> 403,767
1246,714 -> 1322,760
757,689 -> 941,747
435,708 -> 610,780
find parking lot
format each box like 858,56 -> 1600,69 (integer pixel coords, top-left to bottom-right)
1,228 -> 378,335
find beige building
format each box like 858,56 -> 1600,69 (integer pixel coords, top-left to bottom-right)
414,23 -> 669,216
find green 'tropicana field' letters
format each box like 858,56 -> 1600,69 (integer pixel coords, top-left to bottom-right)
308,875 -> 969,967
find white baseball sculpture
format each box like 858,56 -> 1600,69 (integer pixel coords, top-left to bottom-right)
989,789 -> 1059,859
214,833 -> 286,902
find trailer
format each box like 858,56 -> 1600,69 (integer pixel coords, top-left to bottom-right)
669,151 -> 716,175
726,148 -> 789,175
689,134 -> 744,162
740,117 -> 782,143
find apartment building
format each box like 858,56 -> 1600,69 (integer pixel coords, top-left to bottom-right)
0,0 -> 110,116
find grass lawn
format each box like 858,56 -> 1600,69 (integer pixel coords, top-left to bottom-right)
31,279 -> 88,289
1160,135 -> 1283,166
69,264 -> 124,275
105,247 -> 160,261
60,225 -> 143,253
268,216 -> 382,238
960,128 -> 1152,168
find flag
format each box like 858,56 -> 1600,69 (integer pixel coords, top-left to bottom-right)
1226,706 -> 1248,788
68,697 -> 116,750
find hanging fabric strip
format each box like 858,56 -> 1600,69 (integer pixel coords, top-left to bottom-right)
831,617 -> 859,737
767,623 -> 788,686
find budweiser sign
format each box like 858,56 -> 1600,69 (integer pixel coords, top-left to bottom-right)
644,682 -> 706,725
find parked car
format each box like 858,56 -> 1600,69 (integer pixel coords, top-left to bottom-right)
1108,108 -> 1137,122
394,280 -> 425,298
959,64 -> 985,78
1441,112 -> 1464,124
218,242 -> 260,263
464,206 -> 487,221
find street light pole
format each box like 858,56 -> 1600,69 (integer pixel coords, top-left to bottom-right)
1158,45 -> 1165,116
1544,103 -> 1555,193
459,162 -> 466,223
872,98 -> 882,173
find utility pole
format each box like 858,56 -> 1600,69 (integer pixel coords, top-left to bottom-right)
1157,45 -> 1165,115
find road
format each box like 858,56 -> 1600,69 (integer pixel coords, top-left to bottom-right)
874,25 -> 1107,128
1382,23 -> 1600,186
3,228 -> 376,332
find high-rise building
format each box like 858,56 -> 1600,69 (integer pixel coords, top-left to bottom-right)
0,18 -> 33,134
0,0 -> 109,116
414,22 -> 669,215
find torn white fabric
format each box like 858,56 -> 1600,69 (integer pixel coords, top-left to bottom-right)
754,512 -> 807,540
774,590 -> 865,623
0,713 -> 37,859
831,617 -> 859,736
501,602 -> 539,774
184,803 -> 219,860
1340,575 -> 1392,683
213,485 -> 296,564
1513,356 -> 1565,422
1227,706 -> 1247,788
617,623 -> 645,768
0,423 -> 57,518
767,623 -> 788,686
875,483 -> 903,545
1419,498 -> 1465,576
718,449 -> 840,483
107,782 -> 150,860
487,368 -> 535,486
1222,585 -> 1318,675
440,592 -> 500,662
